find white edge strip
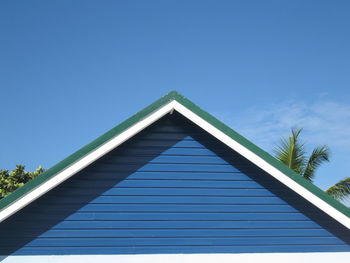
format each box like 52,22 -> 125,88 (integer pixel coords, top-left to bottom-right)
0,101 -> 177,223
1,253 -> 350,263
0,99 -> 349,229
172,101 -> 350,229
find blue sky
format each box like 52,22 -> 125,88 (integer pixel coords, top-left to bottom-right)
1,1 -> 349,198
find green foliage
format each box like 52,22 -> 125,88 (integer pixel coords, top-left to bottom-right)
274,128 -> 350,201
274,128 -> 330,182
303,146 -> 330,181
326,178 -> 350,201
274,129 -> 307,175
0,165 -> 45,199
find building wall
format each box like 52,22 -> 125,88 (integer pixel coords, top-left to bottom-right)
1,113 -> 350,255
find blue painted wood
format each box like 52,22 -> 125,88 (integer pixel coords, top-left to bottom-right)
89,163 -> 242,173
40,187 -> 288,197
115,147 -> 221,156
8,245 -> 350,255
9,212 -> 315,221
0,113 -> 350,255
4,236 -> 345,247
36,196 -> 300,205
4,228 -> 335,238
27,204 -> 302,213
5,220 -> 329,229
68,171 -> 256,180
38,180 -> 264,190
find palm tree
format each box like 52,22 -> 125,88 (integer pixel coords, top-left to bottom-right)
274,128 -> 350,201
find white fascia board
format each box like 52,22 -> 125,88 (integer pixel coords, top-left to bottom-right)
0,101 -> 177,223
172,101 -> 350,229
2,253 -> 350,263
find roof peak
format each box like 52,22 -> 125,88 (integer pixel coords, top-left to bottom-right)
163,90 -> 185,101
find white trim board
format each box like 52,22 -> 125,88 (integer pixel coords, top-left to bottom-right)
2,253 -> 350,263
1,99 -> 350,230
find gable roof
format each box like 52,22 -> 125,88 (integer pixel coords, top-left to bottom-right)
1,91 -> 350,228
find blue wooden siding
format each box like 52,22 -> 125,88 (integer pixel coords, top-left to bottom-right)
1,112 -> 350,255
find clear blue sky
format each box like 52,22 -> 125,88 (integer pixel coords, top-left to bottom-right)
1,1 -> 350,197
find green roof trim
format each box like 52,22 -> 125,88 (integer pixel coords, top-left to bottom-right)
1,91 -> 350,221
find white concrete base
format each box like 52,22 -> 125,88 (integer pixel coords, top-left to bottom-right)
1,253 -> 350,263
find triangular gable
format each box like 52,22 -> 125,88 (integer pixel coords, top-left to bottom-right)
0,91 -> 350,230
1,113 -> 349,256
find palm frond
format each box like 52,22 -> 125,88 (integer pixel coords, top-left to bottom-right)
274,128 -> 306,174
326,177 -> 350,201
303,146 -> 330,182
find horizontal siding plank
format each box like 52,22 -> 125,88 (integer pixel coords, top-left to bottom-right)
29,220 -> 323,229
11,212 -> 311,222
55,188 -> 277,196
103,155 -> 232,165
112,147 -> 221,156
4,229 -> 333,238
135,133 -> 190,140
136,133 -> 217,141
67,180 -> 263,188
28,204 -> 301,213
4,237 -> 344,247
120,139 -> 208,148
145,125 -> 189,133
6,245 -> 350,255
40,195 -> 288,205
74,172 -> 256,181
89,163 -> 241,173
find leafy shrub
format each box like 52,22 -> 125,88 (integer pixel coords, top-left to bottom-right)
0,165 -> 45,199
